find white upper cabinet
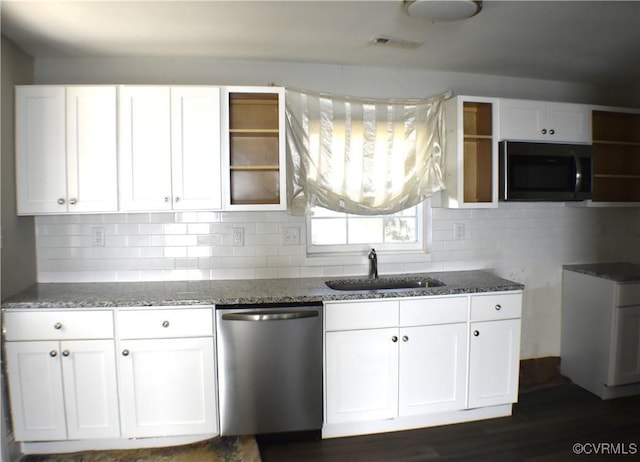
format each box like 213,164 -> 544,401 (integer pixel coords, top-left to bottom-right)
66,87 -> 118,212
15,86 -> 117,214
118,86 -> 173,211
499,99 -> 592,143
119,86 -> 222,212
222,86 -> 286,211
443,96 -> 499,208
171,87 -> 222,210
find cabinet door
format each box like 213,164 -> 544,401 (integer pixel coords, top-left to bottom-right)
118,86 -> 172,211
399,323 -> 468,416
609,306 -> 640,386
325,328 -> 398,424
60,340 -> 120,439
545,102 -> 592,143
15,86 -> 67,214
66,86 -> 118,212
468,319 -> 521,408
5,341 -> 67,441
500,99 -> 547,142
171,87 -> 222,210
118,337 -> 217,437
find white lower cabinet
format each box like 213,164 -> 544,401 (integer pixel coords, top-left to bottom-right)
468,319 -> 521,408
325,328 -> 398,424
3,306 -> 218,449
118,337 -> 216,437
116,308 -> 218,438
3,311 -> 120,442
324,291 -> 522,438
399,323 -> 468,416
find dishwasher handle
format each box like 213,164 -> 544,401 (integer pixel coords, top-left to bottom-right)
221,310 -> 319,322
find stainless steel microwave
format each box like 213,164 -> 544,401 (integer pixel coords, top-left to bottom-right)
499,141 -> 593,201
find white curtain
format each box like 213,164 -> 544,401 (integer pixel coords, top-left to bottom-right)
285,88 -> 451,215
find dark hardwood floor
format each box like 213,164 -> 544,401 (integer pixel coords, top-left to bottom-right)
257,383 -> 640,461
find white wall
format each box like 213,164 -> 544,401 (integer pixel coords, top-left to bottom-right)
28,57 -> 640,361
1,35 -> 35,462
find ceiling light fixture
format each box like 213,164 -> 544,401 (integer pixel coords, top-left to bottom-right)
403,0 -> 483,22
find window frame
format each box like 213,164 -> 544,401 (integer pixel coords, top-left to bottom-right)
305,200 -> 430,256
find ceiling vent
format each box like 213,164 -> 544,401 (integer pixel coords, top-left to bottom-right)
369,35 -> 423,49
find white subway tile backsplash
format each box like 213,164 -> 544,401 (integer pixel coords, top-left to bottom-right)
33,205 -> 640,287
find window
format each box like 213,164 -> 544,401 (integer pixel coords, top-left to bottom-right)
307,202 -> 426,254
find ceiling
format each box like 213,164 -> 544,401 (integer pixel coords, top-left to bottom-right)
2,0 -> 639,87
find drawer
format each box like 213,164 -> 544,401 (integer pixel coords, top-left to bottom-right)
470,292 -> 522,321
3,310 -> 114,341
325,300 -> 399,331
615,283 -> 640,307
400,296 -> 468,326
117,307 -> 213,339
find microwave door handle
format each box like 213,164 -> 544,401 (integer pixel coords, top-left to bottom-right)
573,151 -> 583,198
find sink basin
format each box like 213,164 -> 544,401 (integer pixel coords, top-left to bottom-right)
325,276 -> 445,291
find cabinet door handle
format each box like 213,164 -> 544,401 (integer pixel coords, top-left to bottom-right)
164,196 -> 170,203
541,129 -> 547,135
402,335 -> 409,342
175,197 -> 181,203
57,198 -> 65,205
549,129 -> 555,135
391,336 -> 398,343
62,350 -> 70,357
54,322 -> 62,330
49,350 -> 58,357
68,198 -> 77,205
122,349 -> 130,356
473,330 -> 480,337
162,320 -> 170,328
495,304 -> 502,311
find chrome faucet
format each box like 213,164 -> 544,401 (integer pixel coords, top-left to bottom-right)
368,248 -> 378,279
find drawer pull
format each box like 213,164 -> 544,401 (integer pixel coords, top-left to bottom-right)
473,330 -> 480,337
62,350 -> 70,357
495,304 -> 502,311
49,350 -> 58,357
54,322 -> 63,330
162,320 -> 170,328
402,335 -> 409,342
391,336 -> 398,343
122,349 -> 130,356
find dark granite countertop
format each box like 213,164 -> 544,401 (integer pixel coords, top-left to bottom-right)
1,270 -> 524,309
563,263 -> 640,283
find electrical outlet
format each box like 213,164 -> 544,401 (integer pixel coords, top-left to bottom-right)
454,223 -> 465,240
232,227 -> 244,247
282,226 -> 301,246
91,226 -> 105,247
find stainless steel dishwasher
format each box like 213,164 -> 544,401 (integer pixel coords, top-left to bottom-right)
216,303 -> 322,436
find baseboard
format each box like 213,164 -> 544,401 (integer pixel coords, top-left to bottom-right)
519,356 -> 570,393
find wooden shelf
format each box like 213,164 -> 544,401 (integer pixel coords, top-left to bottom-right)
230,165 -> 279,171
230,129 -> 279,135
464,134 -> 493,140
595,174 -> 640,179
593,140 -> 640,147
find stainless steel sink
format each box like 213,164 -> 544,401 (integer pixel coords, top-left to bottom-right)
325,276 -> 445,291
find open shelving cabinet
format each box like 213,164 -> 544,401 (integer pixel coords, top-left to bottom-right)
443,96 -> 498,208
225,87 -> 286,210
592,110 -> 640,202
